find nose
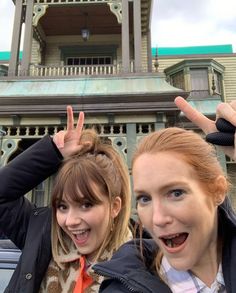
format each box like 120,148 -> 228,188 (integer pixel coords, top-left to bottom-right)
65,209 -> 82,227
152,199 -> 172,227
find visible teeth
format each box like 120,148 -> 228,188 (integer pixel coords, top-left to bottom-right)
75,230 -> 88,235
165,233 -> 179,239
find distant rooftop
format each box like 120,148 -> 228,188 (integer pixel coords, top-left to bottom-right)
152,44 -> 233,56
0,51 -> 22,61
0,45 -> 234,61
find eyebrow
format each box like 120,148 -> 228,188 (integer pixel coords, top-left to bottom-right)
134,181 -> 190,194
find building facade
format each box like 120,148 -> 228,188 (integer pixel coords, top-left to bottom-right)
156,45 -> 236,208
0,0 -> 236,209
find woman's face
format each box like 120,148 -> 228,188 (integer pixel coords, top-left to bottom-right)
56,183 -> 120,261
133,152 -> 219,273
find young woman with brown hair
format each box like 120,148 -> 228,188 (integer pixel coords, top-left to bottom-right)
0,106 -> 131,293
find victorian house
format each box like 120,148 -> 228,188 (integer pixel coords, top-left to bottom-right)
0,0 -> 189,207
1,0 -> 236,208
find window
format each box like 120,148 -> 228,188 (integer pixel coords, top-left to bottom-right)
190,68 -> 209,98
164,59 -> 225,100
66,56 -> 112,66
170,70 -> 184,90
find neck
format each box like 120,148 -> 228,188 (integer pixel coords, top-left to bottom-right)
192,263 -> 218,287
191,238 -> 222,287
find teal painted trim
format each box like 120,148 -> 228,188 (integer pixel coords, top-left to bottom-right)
0,51 -> 22,61
152,44 -> 233,56
0,44 -> 233,61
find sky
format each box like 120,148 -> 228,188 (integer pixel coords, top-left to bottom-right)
152,0 -> 236,51
1,0 -> 236,52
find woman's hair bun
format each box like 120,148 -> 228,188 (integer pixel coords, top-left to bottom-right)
79,128 -> 101,154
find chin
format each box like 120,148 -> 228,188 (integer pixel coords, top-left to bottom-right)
167,257 -> 194,272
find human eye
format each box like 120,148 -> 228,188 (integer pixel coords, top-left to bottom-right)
81,201 -> 93,210
168,189 -> 185,199
135,194 -> 151,206
56,201 -> 68,211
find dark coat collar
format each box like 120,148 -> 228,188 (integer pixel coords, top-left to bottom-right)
94,206 -> 236,293
94,239 -> 171,292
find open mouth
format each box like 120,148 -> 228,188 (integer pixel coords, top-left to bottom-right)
160,233 -> 188,248
73,229 -> 90,244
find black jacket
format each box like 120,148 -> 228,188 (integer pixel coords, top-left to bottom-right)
0,136 -> 62,293
94,206 -> 236,293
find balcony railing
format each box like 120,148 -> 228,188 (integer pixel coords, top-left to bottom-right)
29,62 -> 138,77
23,0 -> 113,4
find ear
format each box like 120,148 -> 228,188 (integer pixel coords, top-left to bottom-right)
213,175 -> 227,206
111,196 -> 122,219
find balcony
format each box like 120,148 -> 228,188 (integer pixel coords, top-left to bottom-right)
29,62 -> 136,77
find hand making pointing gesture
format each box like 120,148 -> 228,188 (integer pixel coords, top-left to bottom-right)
175,96 -> 236,160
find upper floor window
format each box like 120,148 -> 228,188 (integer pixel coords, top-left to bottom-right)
60,45 -> 118,68
170,70 -> 184,90
190,68 -> 209,98
165,59 -> 225,100
66,56 -> 112,66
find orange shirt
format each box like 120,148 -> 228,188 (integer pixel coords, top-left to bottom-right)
73,256 -> 93,293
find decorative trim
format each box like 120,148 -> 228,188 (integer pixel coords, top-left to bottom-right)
24,0 -> 120,4
107,1 -> 122,24
33,4 -> 48,27
0,138 -> 21,166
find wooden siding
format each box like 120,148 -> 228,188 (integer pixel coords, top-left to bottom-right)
157,55 -> 236,102
214,56 -> 236,102
141,33 -> 148,71
31,39 -> 41,64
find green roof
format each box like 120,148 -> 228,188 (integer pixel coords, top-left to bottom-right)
0,51 -> 22,61
152,44 -> 233,56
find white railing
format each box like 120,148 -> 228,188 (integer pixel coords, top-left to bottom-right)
29,63 -> 133,77
24,0 -> 111,5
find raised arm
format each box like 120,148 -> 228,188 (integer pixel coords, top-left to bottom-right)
174,96 -> 236,160
0,106 -> 85,199
0,106 -> 85,245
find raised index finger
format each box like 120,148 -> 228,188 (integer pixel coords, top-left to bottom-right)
174,96 -> 216,134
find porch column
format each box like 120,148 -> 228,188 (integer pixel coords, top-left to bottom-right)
122,0 -> 130,73
147,29 -> 152,72
126,123 -> 136,169
8,0 -> 24,76
133,0 -> 142,72
21,0 -> 34,76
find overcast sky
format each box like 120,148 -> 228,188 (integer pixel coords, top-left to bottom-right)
152,0 -> 236,51
1,0 -> 236,52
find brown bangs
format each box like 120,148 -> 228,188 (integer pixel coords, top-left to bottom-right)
52,157 -> 108,208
